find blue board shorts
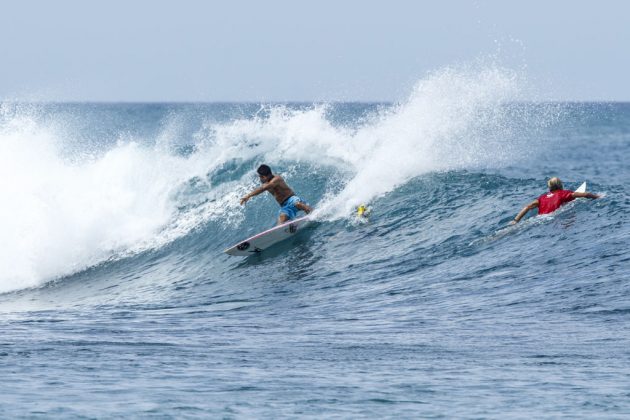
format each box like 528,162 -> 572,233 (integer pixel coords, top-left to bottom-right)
279,196 -> 307,220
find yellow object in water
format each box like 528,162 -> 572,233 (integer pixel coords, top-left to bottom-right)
357,204 -> 368,217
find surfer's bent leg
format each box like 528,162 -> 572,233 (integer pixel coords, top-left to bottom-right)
278,197 -> 295,225
278,213 -> 290,225
277,195 -> 311,224
295,201 -> 312,214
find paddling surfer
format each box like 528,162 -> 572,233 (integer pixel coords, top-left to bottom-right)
509,177 -> 599,225
240,164 -> 312,225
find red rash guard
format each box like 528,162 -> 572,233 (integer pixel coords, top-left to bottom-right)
537,189 -> 575,215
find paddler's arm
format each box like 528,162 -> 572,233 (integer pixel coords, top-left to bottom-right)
572,192 -> 600,199
240,183 -> 271,205
509,199 -> 539,225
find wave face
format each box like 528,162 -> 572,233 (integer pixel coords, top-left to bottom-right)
0,66 -> 557,293
1,68 -> 629,417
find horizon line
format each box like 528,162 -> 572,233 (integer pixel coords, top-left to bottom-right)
2,99 -> 630,105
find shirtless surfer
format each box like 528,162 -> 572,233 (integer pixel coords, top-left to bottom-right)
510,177 -> 599,225
240,164 -> 312,225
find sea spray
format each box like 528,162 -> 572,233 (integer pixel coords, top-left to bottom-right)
203,64 -> 557,219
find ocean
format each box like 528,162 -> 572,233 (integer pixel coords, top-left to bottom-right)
1,67 -> 629,418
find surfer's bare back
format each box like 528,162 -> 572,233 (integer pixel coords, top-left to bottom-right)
240,164 -> 312,225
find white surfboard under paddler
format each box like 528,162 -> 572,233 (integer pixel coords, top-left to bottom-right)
575,182 -> 586,194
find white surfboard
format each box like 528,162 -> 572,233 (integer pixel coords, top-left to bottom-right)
224,215 -> 312,256
575,182 -> 586,193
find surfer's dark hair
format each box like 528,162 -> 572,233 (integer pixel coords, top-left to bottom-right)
257,164 -> 272,177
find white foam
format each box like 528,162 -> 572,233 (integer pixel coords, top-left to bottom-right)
0,111 -> 212,293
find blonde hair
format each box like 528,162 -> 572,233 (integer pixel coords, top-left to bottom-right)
547,177 -> 563,191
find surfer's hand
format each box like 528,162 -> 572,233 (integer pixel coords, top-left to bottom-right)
240,196 -> 249,205
508,220 -> 517,226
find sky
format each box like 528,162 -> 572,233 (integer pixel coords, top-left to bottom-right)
1,0 -> 629,102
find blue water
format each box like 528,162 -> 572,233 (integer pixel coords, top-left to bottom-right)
1,70 -> 629,417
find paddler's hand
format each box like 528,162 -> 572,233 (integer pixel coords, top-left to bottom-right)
240,195 -> 249,205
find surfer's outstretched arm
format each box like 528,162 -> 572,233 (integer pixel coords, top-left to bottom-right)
510,200 -> 539,225
572,192 -> 600,199
240,183 -> 270,205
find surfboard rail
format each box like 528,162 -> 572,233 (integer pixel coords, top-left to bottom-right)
224,215 -> 312,256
